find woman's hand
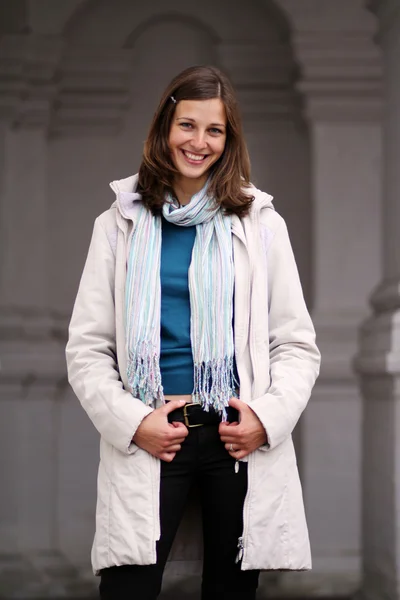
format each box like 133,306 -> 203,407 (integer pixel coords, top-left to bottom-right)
219,397 -> 268,460
133,400 -> 189,462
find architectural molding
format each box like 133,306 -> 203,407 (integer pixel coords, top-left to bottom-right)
0,338 -> 67,389
0,34 -> 133,135
218,41 -> 300,121
277,0 -> 377,32
0,34 -> 62,127
355,282 -> 400,376
369,278 -> 400,312
124,11 -> 220,47
0,307 -> 67,389
355,313 -> 400,375
218,41 -> 293,86
51,46 -> 133,136
293,31 -> 382,120
275,0 -> 383,121
0,306 -> 66,341
313,310 -> 366,385
236,88 -> 300,121
6,3 -> 382,129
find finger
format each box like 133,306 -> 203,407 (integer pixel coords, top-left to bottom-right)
228,397 -> 246,411
230,449 -> 248,460
170,421 -> 189,435
159,451 -> 176,462
163,435 -> 181,448
166,429 -> 188,443
164,444 -> 181,453
219,421 -> 239,435
172,437 -> 187,446
220,433 -> 241,443
225,443 -> 244,454
168,436 -> 187,445
225,443 -> 237,453
162,399 -> 186,414
219,421 -> 239,430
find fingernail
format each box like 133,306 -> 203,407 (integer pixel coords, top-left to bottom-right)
179,399 -> 185,404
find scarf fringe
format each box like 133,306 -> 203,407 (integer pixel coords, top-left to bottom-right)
192,356 -> 239,420
126,343 -> 164,406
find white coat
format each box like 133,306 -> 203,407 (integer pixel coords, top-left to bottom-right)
66,174 -> 321,574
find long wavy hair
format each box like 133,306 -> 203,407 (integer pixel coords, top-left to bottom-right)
137,65 -> 253,217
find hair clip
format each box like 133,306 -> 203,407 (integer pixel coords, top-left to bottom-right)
170,95 -> 177,104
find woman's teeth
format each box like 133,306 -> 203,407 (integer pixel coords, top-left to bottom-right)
183,150 -> 206,161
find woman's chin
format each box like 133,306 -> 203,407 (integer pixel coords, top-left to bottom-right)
175,163 -> 209,181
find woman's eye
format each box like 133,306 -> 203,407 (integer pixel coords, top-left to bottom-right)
209,128 -> 223,135
180,122 -> 193,129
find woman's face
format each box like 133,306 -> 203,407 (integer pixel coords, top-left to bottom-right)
168,98 -> 227,189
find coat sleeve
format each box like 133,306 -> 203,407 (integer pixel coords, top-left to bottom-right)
65,216 -> 153,454
249,217 -> 321,450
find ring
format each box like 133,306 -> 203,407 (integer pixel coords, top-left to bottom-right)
230,443 -> 234,452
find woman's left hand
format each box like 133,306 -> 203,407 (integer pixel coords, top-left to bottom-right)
219,397 -> 268,460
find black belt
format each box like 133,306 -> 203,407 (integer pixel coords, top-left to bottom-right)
167,402 -> 239,428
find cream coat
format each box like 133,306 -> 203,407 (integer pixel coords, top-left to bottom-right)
66,174 -> 320,574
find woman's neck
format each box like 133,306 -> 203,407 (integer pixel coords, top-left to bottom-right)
173,176 -> 206,206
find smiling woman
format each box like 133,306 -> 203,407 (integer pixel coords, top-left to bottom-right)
66,64 -> 320,600
169,98 -> 227,204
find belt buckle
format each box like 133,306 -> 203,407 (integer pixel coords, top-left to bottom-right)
183,402 -> 203,428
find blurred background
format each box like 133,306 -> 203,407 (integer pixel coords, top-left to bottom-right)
0,0 -> 399,598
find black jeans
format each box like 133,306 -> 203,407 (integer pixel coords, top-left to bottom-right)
99,424 -> 260,600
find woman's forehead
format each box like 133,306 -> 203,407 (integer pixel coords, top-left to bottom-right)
175,99 -> 226,125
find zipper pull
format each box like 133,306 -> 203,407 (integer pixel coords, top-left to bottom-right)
235,536 -> 244,563
234,460 -> 239,474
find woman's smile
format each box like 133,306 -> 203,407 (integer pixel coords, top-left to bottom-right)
181,149 -> 209,164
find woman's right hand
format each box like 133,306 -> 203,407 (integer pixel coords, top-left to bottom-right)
132,399 -> 189,462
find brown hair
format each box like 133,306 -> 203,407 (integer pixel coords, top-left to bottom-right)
137,65 -> 253,217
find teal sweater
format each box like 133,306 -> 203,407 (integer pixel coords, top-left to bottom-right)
159,216 -> 239,395
160,217 -> 196,394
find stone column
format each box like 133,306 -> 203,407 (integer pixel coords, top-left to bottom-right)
0,35 -> 67,594
276,1 -> 383,594
0,32 -> 136,596
356,2 -> 400,599
48,43 -> 135,569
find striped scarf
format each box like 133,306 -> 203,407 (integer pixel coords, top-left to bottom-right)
125,185 -> 237,416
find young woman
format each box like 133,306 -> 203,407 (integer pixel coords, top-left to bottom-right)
66,65 -> 320,600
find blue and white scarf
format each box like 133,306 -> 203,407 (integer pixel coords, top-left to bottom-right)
125,185 -> 237,415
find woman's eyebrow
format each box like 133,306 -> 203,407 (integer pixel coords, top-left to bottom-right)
176,117 -> 226,127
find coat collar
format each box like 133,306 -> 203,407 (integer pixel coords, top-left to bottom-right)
109,174 -> 141,221
109,173 -> 274,241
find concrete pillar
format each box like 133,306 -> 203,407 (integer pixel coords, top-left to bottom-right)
276,1 -> 383,594
0,32 -> 65,561
356,2 -> 400,599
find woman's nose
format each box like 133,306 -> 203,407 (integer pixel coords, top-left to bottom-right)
190,131 -> 207,150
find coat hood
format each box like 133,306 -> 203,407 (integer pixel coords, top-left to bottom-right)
109,173 -> 274,219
